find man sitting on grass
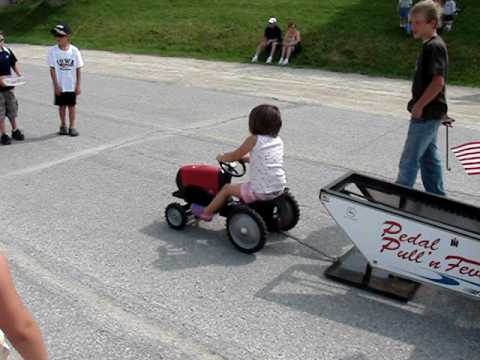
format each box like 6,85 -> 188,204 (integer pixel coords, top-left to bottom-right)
251,17 -> 282,64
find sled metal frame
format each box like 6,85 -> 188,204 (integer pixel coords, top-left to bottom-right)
320,172 -> 480,302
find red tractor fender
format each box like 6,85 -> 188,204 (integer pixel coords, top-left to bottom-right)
177,165 -> 226,195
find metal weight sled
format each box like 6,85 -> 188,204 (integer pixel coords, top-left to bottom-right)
320,172 -> 480,301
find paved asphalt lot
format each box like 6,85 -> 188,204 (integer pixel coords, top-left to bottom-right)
1,46 -> 480,359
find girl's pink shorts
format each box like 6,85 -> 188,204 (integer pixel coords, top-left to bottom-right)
240,182 -> 282,204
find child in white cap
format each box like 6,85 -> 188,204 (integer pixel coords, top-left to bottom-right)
251,17 -> 282,64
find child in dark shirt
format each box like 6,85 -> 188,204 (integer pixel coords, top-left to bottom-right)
251,18 -> 282,64
0,31 -> 25,145
397,0 -> 449,195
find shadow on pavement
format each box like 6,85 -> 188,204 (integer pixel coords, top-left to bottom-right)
141,220 -> 256,271
256,262 -> 480,360
22,132 -> 58,143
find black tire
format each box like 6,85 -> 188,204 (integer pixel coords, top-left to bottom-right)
276,191 -> 300,231
226,205 -> 267,254
165,202 -> 188,230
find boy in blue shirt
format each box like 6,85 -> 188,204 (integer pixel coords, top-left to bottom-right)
0,31 -> 25,145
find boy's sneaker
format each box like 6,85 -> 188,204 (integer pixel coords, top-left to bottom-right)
1,133 -> 11,145
282,59 -> 289,66
266,56 -> 273,64
59,126 -> 68,135
278,58 -> 284,65
11,128 -> 24,141
251,55 -> 258,63
191,204 -> 214,222
68,128 -> 79,137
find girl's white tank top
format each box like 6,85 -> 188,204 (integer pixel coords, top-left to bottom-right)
249,135 -> 286,194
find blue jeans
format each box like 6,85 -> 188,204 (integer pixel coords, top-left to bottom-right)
397,119 -> 446,196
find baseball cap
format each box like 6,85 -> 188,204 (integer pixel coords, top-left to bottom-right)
268,17 -> 277,24
51,23 -> 72,36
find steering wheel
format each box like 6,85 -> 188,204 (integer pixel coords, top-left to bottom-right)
219,160 -> 246,178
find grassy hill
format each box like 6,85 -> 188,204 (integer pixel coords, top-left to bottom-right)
1,0 -> 478,86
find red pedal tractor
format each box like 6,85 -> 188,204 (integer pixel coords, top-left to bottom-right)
165,161 -> 300,253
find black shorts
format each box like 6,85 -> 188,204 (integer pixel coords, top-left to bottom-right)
55,92 -> 76,106
443,14 -> 454,21
286,42 -> 302,57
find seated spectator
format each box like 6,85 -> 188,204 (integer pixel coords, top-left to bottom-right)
251,17 -> 282,64
398,0 -> 413,35
0,253 -> 48,360
278,23 -> 301,65
442,0 -> 457,31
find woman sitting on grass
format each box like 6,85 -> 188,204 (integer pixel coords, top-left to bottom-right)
278,23 -> 301,66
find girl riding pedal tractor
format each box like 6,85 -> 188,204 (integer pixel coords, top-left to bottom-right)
191,104 -> 286,221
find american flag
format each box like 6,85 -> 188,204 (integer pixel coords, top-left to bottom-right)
451,141 -> 480,175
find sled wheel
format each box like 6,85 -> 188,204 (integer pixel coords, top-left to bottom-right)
165,202 -> 188,230
226,205 -> 267,254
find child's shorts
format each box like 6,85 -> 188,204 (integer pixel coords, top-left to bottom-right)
240,182 -> 283,204
0,89 -> 18,119
55,92 -> 77,106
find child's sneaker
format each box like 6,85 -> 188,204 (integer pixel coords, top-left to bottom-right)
11,128 -> 25,141
1,133 -> 11,145
191,204 -> 214,222
58,126 -> 68,135
282,58 -> 289,66
68,128 -> 79,137
278,58 -> 284,65
266,56 -> 273,64
251,54 -> 258,63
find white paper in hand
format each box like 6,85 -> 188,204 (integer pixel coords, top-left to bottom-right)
0,330 -> 10,360
1,76 -> 26,87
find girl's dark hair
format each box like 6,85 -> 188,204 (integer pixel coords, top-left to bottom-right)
249,104 -> 282,137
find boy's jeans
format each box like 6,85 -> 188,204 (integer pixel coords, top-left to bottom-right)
397,118 -> 446,196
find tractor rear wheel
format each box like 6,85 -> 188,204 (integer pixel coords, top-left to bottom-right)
226,205 -> 267,254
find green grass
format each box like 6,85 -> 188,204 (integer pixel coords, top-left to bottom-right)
1,0 -> 479,86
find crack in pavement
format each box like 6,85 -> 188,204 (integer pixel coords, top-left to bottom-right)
1,236 -> 253,360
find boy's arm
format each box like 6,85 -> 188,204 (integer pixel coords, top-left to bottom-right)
9,50 -> 20,76
412,75 -> 445,119
75,50 -> 84,96
217,135 -> 256,162
13,63 -> 21,77
49,67 -> 61,96
75,67 -> 81,95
